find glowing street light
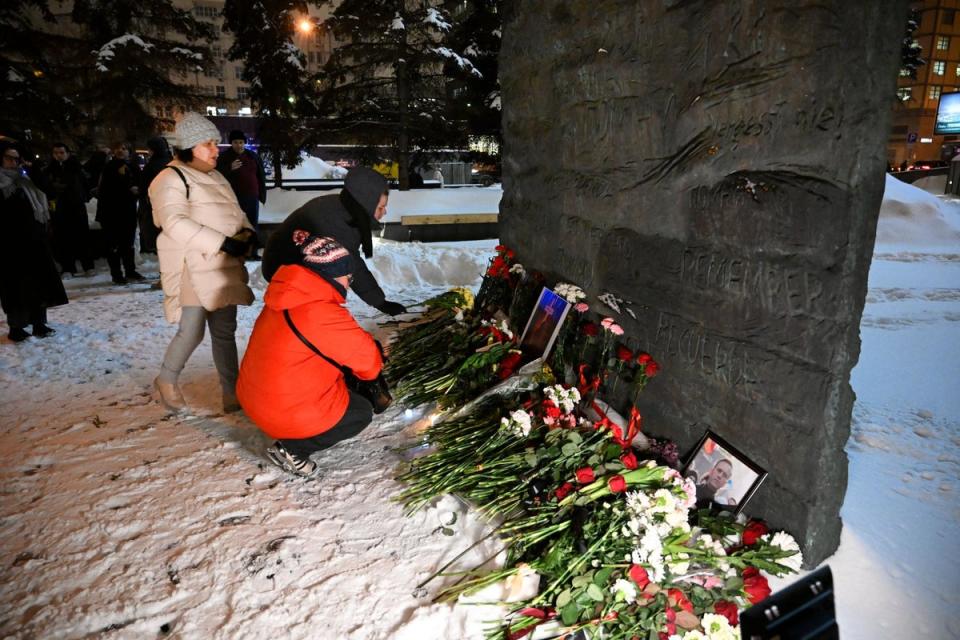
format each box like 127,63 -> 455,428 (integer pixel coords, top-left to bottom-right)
297,18 -> 314,34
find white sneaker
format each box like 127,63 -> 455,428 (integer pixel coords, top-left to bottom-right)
265,442 -> 319,478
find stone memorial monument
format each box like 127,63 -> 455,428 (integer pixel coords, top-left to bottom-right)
499,1 -> 906,565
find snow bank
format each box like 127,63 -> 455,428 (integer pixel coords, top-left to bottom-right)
277,154 -> 347,180
878,174 -> 960,249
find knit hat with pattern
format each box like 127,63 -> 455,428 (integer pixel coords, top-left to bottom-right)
175,112 -> 221,150
293,230 -> 354,281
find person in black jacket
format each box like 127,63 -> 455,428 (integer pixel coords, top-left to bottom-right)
97,142 -> 144,284
262,166 -> 406,316
138,136 -> 172,255
41,143 -> 95,277
0,141 -> 68,342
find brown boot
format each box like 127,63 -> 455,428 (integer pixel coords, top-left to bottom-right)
154,377 -> 187,414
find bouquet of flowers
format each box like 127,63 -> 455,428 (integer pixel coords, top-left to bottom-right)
397,382 -> 801,640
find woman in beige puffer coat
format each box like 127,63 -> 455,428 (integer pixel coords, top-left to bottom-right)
149,113 -> 256,414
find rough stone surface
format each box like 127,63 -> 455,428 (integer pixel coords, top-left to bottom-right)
499,1 -> 906,566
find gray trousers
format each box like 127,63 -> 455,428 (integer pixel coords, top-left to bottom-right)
158,305 -> 239,394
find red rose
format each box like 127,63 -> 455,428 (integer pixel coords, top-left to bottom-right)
742,520 -> 769,546
608,474 -> 627,493
628,564 -> 649,588
575,467 -> 595,484
644,361 -> 660,377
495,244 -> 507,252
742,567 -> 772,604
620,450 -> 639,470
554,482 -> 574,501
636,351 -> 652,365
497,352 -> 523,379
713,600 -> 739,627
582,322 -> 599,337
667,588 -> 694,613
615,344 -> 634,362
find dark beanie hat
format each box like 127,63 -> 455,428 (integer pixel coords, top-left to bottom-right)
228,129 -> 246,142
293,230 -> 353,280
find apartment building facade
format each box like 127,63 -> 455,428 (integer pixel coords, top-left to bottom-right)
891,0 -> 960,166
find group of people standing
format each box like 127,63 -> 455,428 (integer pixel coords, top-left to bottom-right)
148,113 -> 406,478
4,112 -> 407,477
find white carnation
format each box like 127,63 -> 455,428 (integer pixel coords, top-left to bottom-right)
767,531 -> 803,572
611,578 -> 637,604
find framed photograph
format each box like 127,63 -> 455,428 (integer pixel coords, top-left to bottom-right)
519,287 -> 572,363
681,430 -> 767,515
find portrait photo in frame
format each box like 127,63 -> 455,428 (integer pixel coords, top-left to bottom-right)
682,430 -> 767,515
519,287 -> 572,363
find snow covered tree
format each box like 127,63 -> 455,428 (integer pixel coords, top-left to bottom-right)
3,0 -> 213,149
0,0 -> 82,149
442,0 -> 502,162
223,0 -> 321,188
901,8 -> 925,80
317,0 -> 481,189
58,0 -> 216,144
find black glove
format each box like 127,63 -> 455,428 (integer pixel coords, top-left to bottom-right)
221,229 -> 256,258
377,301 -> 407,316
220,236 -> 249,257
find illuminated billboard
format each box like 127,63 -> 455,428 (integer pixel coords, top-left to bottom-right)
934,92 -> 960,134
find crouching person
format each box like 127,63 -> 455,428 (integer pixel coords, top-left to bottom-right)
237,233 -> 385,478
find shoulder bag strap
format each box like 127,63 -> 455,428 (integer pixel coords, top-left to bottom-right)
165,165 -> 190,200
283,309 -> 343,371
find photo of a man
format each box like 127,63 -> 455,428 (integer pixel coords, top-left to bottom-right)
683,433 -> 766,514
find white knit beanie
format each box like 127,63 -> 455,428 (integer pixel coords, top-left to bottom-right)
175,112 -> 221,150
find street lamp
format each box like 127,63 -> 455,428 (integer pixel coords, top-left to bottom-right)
297,18 -> 314,34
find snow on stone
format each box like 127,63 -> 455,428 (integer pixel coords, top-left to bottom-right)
424,8 -> 451,31
95,34 -> 154,72
391,13 -> 405,31
1,187 -> 959,639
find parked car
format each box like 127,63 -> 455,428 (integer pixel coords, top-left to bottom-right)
471,162 -> 501,186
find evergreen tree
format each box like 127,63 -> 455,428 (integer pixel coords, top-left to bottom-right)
901,8 -> 925,81
223,0 -> 318,188
442,0 -> 501,162
3,0 -> 215,149
317,0 -> 481,189
68,0 -> 216,144
0,0 -> 82,151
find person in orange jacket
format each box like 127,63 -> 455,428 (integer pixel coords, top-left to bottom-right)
237,232 -> 384,477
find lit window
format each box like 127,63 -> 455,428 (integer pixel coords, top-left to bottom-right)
898,87 -> 912,102
934,61 -> 946,75
938,36 -> 950,51
900,68 -> 911,77
929,85 -> 942,100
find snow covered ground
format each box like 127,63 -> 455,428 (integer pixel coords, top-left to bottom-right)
1,175 -> 958,639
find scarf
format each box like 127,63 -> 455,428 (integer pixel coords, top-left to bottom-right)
339,188 -> 374,258
0,168 -> 50,224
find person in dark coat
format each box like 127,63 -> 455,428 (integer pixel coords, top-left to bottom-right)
138,137 -> 172,255
0,141 -> 68,342
216,130 -> 266,230
41,142 -> 95,276
83,147 -> 110,198
97,142 -> 144,284
262,167 -> 406,316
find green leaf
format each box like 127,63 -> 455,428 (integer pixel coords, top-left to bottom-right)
725,576 -> 743,591
556,589 -> 572,608
561,602 -> 580,626
586,583 -> 605,601
594,567 -> 614,585
561,443 -> 579,457
524,453 -> 538,467
567,431 -> 583,445
572,575 -> 590,589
